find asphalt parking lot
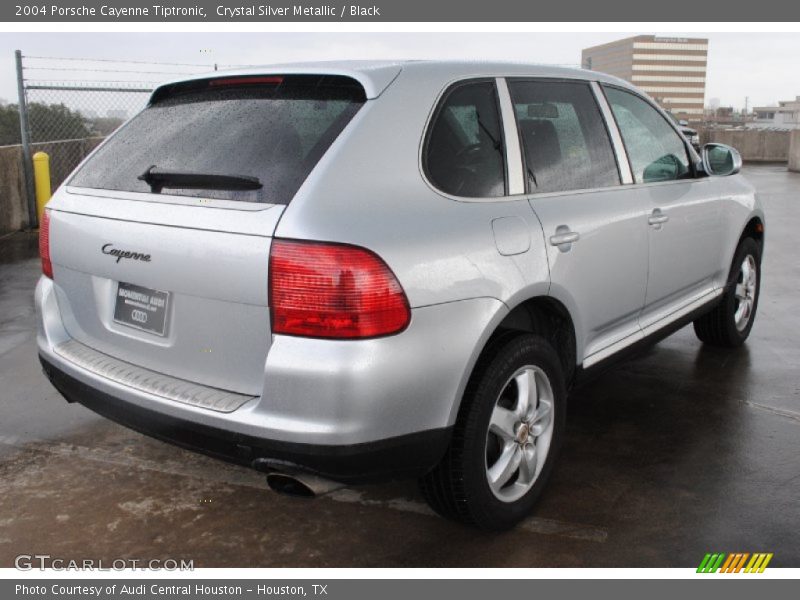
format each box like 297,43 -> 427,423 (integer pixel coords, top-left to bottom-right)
1,164 -> 798,568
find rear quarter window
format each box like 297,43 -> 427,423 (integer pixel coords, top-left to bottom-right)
69,75 -> 366,205
423,80 -> 507,198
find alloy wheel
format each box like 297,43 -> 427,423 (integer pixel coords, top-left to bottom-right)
484,366 -> 555,503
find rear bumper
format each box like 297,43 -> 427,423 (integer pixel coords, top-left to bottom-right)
36,276 -> 506,482
40,353 -> 451,483
38,276 -> 503,447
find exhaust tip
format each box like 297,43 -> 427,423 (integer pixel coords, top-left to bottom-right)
266,472 -> 316,498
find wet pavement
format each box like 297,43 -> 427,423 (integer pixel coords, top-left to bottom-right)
1,164 -> 798,568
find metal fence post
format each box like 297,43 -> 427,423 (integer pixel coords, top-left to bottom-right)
15,50 -> 37,230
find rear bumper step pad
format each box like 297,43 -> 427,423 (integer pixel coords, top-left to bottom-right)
53,339 -> 255,413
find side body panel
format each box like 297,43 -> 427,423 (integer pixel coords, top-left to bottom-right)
639,178 -> 724,329
529,186 -> 649,364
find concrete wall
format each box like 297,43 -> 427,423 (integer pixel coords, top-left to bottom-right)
701,129 -> 790,162
790,130 -> 800,172
0,145 -> 28,234
0,137 -> 104,233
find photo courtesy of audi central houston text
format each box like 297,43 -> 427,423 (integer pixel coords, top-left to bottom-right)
35,61 -> 761,530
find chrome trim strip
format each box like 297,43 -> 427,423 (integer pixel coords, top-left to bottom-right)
591,81 -> 634,185
496,77 -> 525,195
640,288 -> 723,335
582,288 -> 723,368
582,330 -> 645,369
53,340 -> 256,413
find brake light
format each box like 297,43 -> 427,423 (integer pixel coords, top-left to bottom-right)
208,76 -> 284,87
269,239 -> 410,339
39,210 -> 53,279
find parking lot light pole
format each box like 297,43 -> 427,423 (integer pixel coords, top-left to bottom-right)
15,49 -> 37,230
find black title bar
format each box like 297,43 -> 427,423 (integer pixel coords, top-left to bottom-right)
4,0 -> 800,22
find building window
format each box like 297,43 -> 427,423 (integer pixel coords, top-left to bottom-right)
632,64 -> 707,72
632,54 -> 708,62
632,42 -> 708,51
632,75 -> 706,83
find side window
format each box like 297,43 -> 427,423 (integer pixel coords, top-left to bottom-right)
424,81 -> 506,197
507,80 -> 620,194
603,87 -> 692,184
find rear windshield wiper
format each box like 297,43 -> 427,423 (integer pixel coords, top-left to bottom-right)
138,165 -> 263,194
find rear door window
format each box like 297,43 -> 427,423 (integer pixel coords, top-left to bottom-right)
69,75 -> 366,204
424,81 -> 507,198
507,80 -> 620,194
603,86 -> 692,184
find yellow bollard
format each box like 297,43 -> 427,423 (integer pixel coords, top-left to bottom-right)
33,151 -> 51,228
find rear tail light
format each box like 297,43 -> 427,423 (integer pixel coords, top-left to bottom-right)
39,210 -> 53,279
269,239 -> 410,339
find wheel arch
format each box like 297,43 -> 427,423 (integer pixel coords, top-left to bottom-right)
720,212 -> 765,288
447,294 -> 578,426
490,296 -> 578,384
739,214 -> 765,252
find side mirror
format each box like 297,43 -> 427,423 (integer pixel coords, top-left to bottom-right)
702,143 -> 742,176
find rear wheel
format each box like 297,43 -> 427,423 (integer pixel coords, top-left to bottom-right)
419,333 -> 566,530
694,237 -> 761,347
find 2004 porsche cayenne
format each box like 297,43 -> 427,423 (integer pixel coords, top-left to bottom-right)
37,61 -> 764,530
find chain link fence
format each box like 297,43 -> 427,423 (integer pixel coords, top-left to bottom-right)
10,54 -> 218,225
23,82 -> 155,188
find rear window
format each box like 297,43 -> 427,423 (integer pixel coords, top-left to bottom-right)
69,75 -> 366,205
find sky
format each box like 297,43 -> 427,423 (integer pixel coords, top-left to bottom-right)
1,32 -> 799,110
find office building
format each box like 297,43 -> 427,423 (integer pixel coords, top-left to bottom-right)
582,35 -> 708,122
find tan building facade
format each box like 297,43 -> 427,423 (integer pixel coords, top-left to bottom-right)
582,35 -> 708,122
751,97 -> 800,130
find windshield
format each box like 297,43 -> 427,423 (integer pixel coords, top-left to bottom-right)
69,75 -> 366,204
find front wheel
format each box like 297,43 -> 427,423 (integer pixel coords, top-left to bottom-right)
419,333 -> 566,530
694,237 -> 762,347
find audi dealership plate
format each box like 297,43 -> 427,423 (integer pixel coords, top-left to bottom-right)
113,282 -> 170,337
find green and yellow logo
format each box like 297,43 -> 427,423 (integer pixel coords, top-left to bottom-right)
697,553 -> 773,573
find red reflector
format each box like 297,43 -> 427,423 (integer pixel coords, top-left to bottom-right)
269,239 -> 410,339
208,76 -> 284,87
39,210 -> 53,279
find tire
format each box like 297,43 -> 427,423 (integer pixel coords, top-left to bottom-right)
693,237 -> 761,347
419,333 -> 566,531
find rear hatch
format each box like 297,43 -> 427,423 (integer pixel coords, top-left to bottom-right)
47,74 -> 367,395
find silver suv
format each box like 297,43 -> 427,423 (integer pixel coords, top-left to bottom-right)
36,61 -> 764,530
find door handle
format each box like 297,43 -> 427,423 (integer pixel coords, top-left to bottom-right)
549,226 -> 580,252
648,209 -> 669,227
